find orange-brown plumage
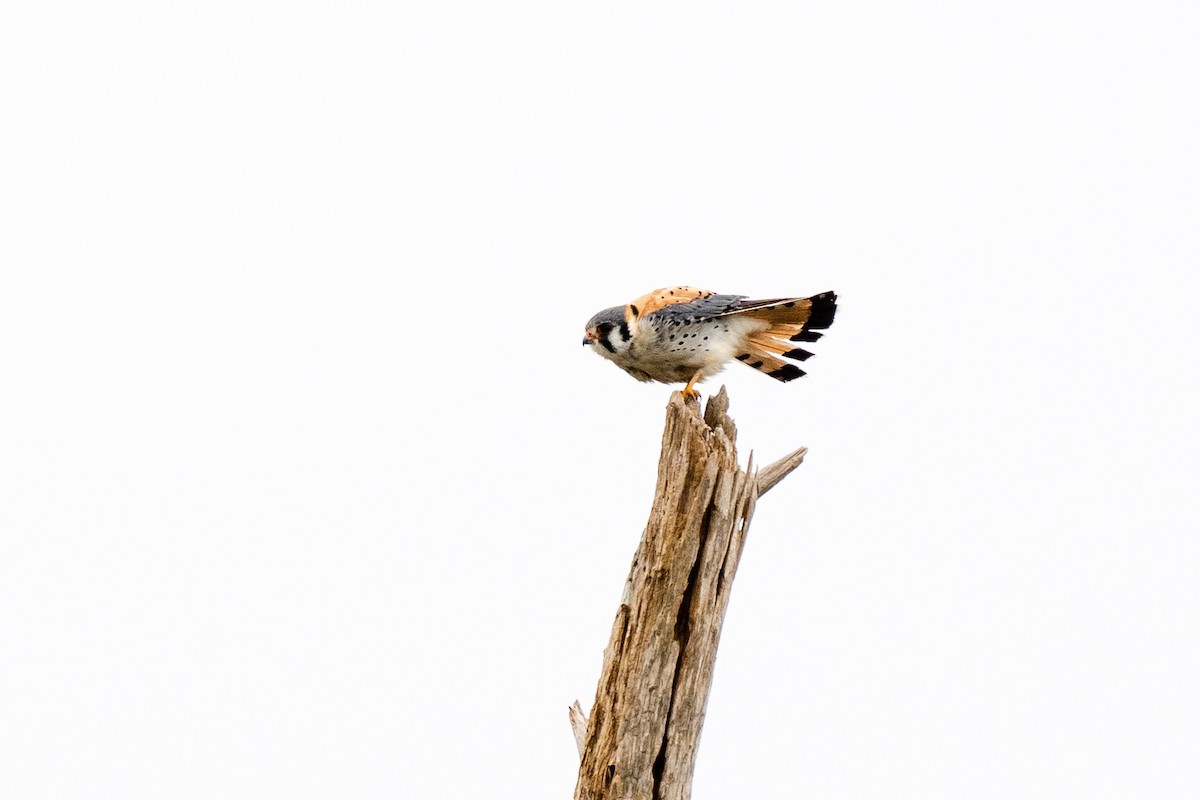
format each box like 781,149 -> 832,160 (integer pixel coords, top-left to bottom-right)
583,288 -> 837,395
623,286 -> 717,325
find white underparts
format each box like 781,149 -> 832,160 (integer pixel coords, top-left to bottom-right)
598,314 -> 769,385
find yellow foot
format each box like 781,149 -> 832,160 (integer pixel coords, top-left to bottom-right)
681,371 -> 703,400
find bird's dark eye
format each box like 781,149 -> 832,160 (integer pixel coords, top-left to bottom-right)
596,322 -> 614,337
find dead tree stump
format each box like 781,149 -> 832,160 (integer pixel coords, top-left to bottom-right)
572,387 -> 808,800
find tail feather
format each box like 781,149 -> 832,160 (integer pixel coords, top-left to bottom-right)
735,350 -> 805,382
730,291 -> 837,383
721,291 -> 837,326
748,331 -> 815,362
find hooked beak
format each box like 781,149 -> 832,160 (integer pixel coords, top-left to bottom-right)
582,331 -> 597,346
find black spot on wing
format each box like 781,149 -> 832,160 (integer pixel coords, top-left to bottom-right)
783,347 -> 814,362
736,354 -> 751,361
790,330 -> 824,342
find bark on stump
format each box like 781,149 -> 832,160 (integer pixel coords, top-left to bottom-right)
572,387 -> 808,800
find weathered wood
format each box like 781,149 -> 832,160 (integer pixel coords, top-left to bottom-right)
572,387 -> 808,800
570,701 -> 589,759
757,445 -> 808,497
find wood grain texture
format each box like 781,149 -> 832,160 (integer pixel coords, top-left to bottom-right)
573,387 -> 807,800
570,701 -> 590,758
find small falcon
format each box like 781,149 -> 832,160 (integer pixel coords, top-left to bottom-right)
582,286 -> 837,397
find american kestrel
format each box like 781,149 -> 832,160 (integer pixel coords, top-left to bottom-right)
582,287 -> 837,397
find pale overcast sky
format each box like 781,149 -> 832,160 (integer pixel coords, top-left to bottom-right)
2,2 -> 1198,798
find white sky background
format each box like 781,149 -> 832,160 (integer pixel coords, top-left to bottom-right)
2,2 -> 1198,798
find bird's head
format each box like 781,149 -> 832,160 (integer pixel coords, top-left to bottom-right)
582,306 -> 633,359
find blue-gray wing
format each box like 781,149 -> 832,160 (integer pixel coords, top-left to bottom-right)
640,293 -> 747,325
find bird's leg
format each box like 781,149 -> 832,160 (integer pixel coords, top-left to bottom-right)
681,370 -> 703,400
